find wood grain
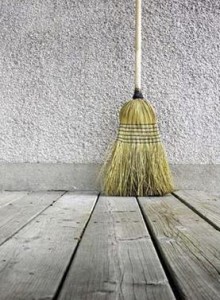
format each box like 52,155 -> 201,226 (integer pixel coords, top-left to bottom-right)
0,192 -> 98,300
58,196 -> 175,300
0,191 -> 64,246
138,195 -> 220,300
174,190 -> 220,230
0,191 -> 29,208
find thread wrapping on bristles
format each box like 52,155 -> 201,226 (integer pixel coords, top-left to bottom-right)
117,124 -> 160,144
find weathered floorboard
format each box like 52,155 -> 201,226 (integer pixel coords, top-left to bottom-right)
0,192 -> 98,300
138,195 -> 220,300
58,196 -> 175,300
174,190 -> 220,230
0,191 -> 64,246
0,191 -> 29,208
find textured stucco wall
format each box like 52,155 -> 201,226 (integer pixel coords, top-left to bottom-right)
0,0 -> 219,164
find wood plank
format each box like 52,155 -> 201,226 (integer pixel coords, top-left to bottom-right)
58,196 -> 176,300
0,192 -> 98,300
0,191 -> 29,208
0,191 -> 65,246
174,190 -> 220,230
138,195 -> 220,300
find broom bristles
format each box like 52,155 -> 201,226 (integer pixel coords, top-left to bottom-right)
101,99 -> 174,196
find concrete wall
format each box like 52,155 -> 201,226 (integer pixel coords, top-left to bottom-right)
0,0 -> 219,190
0,163 -> 220,192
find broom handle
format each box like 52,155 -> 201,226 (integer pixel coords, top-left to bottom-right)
133,0 -> 143,99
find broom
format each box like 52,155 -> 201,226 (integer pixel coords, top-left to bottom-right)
101,0 -> 174,196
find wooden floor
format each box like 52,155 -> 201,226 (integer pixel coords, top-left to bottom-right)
0,190 -> 220,300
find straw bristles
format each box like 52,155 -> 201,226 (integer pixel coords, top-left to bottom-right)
101,99 -> 174,196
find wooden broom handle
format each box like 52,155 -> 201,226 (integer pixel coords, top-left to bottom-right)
133,0 -> 143,99
135,0 -> 142,91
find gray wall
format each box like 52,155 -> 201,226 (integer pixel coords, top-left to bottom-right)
0,0 -> 219,190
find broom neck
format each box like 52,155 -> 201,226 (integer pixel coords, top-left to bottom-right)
133,0 -> 143,99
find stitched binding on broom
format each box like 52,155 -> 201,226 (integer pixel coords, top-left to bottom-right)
117,123 -> 161,144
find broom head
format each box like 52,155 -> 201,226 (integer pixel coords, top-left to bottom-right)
101,98 -> 174,196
